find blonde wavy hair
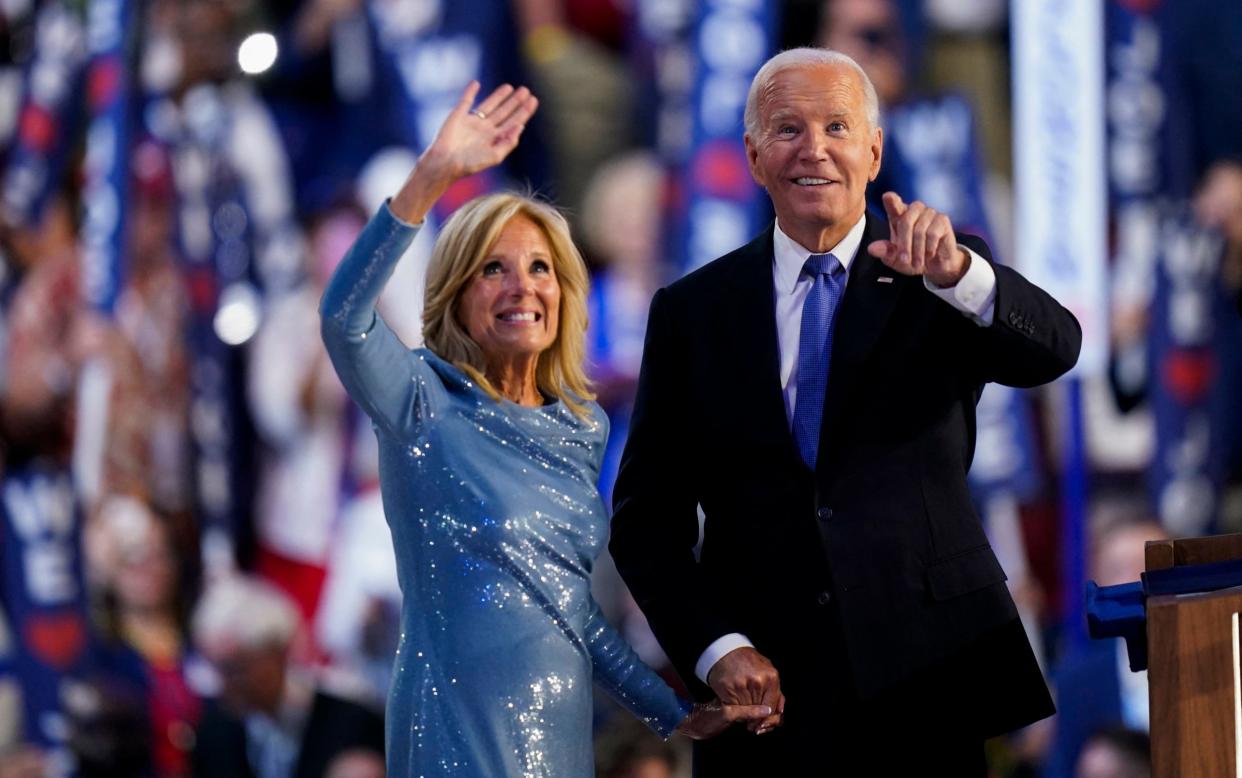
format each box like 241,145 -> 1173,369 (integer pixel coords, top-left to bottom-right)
423,192 -> 595,418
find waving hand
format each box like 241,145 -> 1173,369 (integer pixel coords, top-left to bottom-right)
390,82 -> 539,224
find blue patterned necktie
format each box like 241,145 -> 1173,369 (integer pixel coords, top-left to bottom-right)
793,253 -> 846,470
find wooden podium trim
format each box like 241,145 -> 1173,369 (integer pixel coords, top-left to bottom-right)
1147,535 -> 1242,572
1234,611 -> 1241,778
1149,587 -> 1242,777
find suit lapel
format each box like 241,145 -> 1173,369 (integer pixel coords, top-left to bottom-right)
817,212 -> 904,475
724,225 -> 803,468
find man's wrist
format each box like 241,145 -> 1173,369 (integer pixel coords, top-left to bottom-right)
696,633 -> 754,684
926,247 -> 972,289
924,246 -> 997,325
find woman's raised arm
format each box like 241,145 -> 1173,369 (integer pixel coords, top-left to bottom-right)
319,82 -> 538,434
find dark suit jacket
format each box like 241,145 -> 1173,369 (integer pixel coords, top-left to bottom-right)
610,215 -> 1079,750
192,690 -> 384,778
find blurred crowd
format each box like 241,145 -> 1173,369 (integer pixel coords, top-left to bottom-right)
0,0 -> 1239,776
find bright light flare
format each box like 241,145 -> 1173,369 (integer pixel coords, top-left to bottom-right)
238,33 -> 278,75
213,283 -> 261,346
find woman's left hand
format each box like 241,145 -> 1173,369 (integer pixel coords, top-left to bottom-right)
674,700 -> 777,740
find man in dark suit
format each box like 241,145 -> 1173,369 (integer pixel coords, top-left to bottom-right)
190,576 -> 384,778
610,47 -> 1080,775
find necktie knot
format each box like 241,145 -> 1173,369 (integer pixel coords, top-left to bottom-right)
804,253 -> 842,279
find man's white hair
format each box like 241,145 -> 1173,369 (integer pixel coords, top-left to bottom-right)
192,575 -> 301,651
743,47 -> 881,137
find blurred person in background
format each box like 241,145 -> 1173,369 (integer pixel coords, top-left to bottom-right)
113,137 -> 193,515
320,81 -> 769,776
313,484 -> 401,707
1043,517 -> 1167,778
512,0 -> 634,216
1074,728 -> 1151,778
0,197 -> 84,459
248,203 -> 370,636
577,151 -> 680,728
594,716 -> 678,778
579,150 -> 667,504
0,193 -> 164,775
191,575 -> 384,778
1194,160 -> 1242,315
87,495 -> 202,778
0,748 -> 43,778
611,47 -> 1081,776
249,199 -> 402,692
323,749 -> 385,778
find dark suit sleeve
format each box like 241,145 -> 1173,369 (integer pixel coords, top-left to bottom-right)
609,288 -> 737,690
956,233 -> 1083,387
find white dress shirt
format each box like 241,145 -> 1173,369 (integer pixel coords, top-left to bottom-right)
694,213 -> 999,684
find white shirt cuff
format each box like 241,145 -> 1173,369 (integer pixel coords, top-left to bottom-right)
923,247 -> 996,326
695,633 -> 755,684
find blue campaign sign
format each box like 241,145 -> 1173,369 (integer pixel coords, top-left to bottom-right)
1146,210 -> 1227,536
79,0 -> 137,315
1105,2 -> 1231,536
0,465 -> 94,770
677,0 -> 779,272
1,1 -> 87,225
367,0 -> 534,221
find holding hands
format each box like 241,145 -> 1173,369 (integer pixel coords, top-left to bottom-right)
867,191 -> 971,288
676,699 -> 775,740
390,81 -> 539,224
705,647 -> 786,736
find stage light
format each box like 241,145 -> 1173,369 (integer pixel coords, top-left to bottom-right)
238,32 -> 278,75
214,283 -> 261,345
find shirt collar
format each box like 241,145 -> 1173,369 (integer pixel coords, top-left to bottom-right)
772,212 -> 868,295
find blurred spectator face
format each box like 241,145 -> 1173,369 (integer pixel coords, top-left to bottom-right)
1093,521 -> 1168,587
0,210 -> 83,452
325,749 -> 386,778
744,63 -> 882,243
130,140 -> 176,272
1076,731 -> 1151,778
174,0 -> 240,87
817,0 -> 906,106
113,516 -> 177,615
203,641 -> 288,717
2,197 -> 77,270
311,209 -> 366,287
1195,161 -> 1242,248
581,152 -> 663,273
613,757 -> 674,778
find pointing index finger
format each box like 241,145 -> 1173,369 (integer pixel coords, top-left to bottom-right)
881,191 -> 906,223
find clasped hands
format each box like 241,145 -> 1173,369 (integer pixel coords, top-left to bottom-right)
676,646 -> 786,740
867,191 -> 971,289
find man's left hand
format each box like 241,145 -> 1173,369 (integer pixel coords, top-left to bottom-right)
867,191 -> 970,288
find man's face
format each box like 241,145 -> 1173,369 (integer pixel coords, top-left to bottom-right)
744,63 -> 882,245
206,642 -> 287,716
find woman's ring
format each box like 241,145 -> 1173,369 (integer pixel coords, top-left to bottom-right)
472,110 -> 487,119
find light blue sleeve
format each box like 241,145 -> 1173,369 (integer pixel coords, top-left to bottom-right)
320,202 -> 425,437
584,597 -> 693,738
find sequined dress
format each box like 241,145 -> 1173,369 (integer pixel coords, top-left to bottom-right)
320,205 -> 692,777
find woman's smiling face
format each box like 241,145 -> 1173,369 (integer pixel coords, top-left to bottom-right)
457,214 -> 562,365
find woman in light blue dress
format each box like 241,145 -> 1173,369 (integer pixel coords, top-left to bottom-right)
320,83 -> 770,777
